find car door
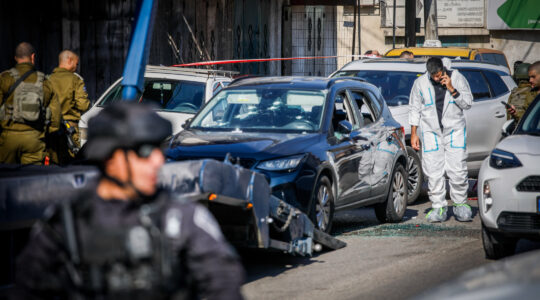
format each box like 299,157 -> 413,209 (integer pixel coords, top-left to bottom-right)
327,90 -> 371,206
349,89 -> 397,199
459,69 -> 510,172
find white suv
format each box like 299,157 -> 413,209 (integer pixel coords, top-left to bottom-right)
479,95 -> 540,259
331,58 -> 516,203
79,65 -> 236,145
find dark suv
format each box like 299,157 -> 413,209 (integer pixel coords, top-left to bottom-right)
167,77 -> 408,232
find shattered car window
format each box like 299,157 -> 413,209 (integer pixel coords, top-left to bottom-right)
99,79 -> 206,113
190,88 -> 326,132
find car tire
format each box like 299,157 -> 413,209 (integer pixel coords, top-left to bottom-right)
309,176 -> 335,233
481,223 -> 517,259
375,164 -> 408,223
406,146 -> 423,204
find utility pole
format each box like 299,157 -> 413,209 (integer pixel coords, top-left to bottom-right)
405,0 -> 416,47
392,0 -> 396,48
424,0 -> 438,42
352,0 -> 358,60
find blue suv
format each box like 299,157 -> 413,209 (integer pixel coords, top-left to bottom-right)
167,76 -> 408,232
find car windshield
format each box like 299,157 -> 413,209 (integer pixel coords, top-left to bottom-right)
333,70 -> 422,106
189,88 -> 326,132
99,79 -> 205,114
516,97 -> 540,136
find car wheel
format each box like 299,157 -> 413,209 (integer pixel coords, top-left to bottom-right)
310,176 -> 335,233
481,223 -> 517,259
406,146 -> 423,204
375,164 -> 408,223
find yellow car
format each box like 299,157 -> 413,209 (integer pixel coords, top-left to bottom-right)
385,47 -> 510,70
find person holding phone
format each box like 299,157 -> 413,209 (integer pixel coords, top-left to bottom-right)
506,61 -> 540,125
409,57 -> 473,222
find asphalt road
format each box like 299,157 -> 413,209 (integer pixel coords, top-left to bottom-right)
240,192 -> 540,300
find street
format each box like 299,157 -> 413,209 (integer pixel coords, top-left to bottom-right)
241,193 -> 540,300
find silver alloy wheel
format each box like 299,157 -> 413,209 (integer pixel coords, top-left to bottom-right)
407,154 -> 419,198
316,185 -> 331,231
392,169 -> 406,214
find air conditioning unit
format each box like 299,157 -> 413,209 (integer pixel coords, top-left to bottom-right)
423,40 -> 442,47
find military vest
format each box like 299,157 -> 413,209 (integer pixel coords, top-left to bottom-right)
0,68 -> 50,125
62,193 -> 184,299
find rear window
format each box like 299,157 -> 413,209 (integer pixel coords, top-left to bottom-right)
99,79 -> 206,114
460,70 -> 491,101
483,71 -> 509,97
480,53 -> 508,67
333,70 -> 422,106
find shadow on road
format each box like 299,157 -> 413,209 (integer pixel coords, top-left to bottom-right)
240,249 -> 323,283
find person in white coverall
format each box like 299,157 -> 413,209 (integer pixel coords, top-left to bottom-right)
409,57 -> 473,222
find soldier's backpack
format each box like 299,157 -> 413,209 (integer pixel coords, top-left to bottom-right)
1,68 -> 45,123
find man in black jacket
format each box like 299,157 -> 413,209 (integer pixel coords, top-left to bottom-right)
15,102 -> 245,299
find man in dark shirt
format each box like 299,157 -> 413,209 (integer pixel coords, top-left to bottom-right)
429,68 -> 451,130
15,102 -> 245,299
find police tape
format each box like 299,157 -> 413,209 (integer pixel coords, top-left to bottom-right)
172,55 -> 380,67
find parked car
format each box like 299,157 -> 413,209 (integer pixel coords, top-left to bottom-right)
478,94 -> 540,259
79,65 -> 236,145
166,76 -> 409,232
385,47 -> 510,71
330,58 -> 517,203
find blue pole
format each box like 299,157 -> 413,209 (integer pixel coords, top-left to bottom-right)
121,0 -> 158,101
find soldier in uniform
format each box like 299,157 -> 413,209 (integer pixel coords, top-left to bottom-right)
506,62 -> 537,124
15,102 -> 245,299
0,42 -> 53,165
47,50 -> 90,164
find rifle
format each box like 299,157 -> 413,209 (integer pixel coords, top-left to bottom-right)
61,119 -> 80,155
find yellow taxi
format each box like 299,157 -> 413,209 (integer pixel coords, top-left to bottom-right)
385,47 -> 510,70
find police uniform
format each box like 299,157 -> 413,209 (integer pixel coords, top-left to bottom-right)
507,81 -> 537,122
0,63 -> 53,164
46,67 -> 90,164
15,102 -> 245,299
15,189 -> 245,300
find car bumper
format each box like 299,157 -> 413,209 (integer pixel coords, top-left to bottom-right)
478,156 -> 540,236
261,167 -> 317,213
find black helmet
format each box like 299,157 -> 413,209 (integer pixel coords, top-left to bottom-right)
85,102 -> 172,161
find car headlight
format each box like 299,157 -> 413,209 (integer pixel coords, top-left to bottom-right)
489,148 -> 522,169
483,181 -> 493,213
257,155 -> 305,171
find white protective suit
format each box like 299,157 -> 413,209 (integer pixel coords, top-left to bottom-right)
409,60 -> 473,209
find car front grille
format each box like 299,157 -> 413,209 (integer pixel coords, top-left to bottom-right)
497,212 -> 540,232
516,176 -> 540,192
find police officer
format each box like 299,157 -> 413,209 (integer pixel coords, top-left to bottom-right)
47,50 -> 90,164
15,102 -> 245,299
0,42 -> 53,164
506,62 -> 537,124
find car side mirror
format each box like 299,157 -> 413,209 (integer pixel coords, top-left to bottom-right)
501,119 -> 515,138
182,118 -> 193,129
337,120 -> 353,135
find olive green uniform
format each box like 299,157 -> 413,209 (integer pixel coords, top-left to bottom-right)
46,67 -> 90,164
0,63 -> 53,164
507,82 -> 537,122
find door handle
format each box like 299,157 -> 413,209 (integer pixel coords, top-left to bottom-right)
494,111 -> 505,118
